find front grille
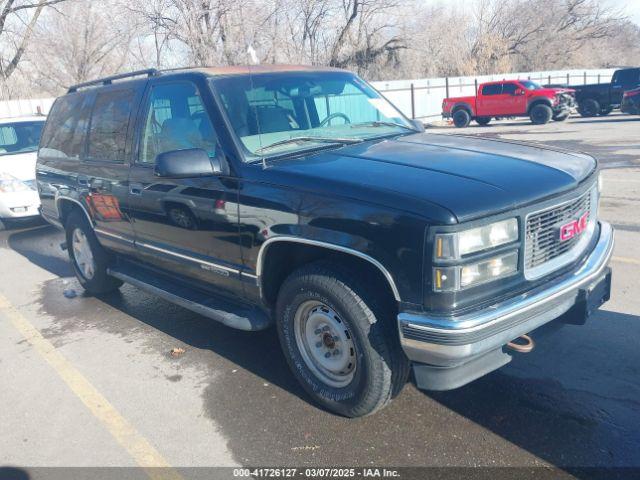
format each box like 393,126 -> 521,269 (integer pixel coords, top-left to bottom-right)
525,189 -> 594,271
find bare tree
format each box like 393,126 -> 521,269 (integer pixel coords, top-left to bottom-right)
0,0 -> 67,82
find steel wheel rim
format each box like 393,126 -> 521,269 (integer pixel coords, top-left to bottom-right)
293,300 -> 357,388
170,208 -> 192,228
72,228 -> 95,280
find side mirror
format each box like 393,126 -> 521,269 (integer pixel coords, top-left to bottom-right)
410,119 -> 426,132
154,148 -> 223,178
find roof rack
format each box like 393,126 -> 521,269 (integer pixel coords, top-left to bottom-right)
67,69 -> 160,93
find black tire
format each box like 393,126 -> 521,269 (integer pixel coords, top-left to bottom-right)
476,117 -> 491,126
167,204 -> 197,230
276,261 -> 409,417
599,106 -> 613,116
452,109 -> 471,128
65,210 -> 122,294
529,104 -> 553,125
579,98 -> 600,117
553,112 -> 570,122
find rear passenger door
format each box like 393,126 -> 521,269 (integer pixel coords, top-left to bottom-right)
81,85 -> 144,254
128,79 -> 244,297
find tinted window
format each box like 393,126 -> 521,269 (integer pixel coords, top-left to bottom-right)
39,94 -> 91,159
502,83 -> 518,95
139,82 -> 218,164
482,84 -> 502,95
0,121 -> 44,156
88,88 -> 136,162
614,69 -> 640,86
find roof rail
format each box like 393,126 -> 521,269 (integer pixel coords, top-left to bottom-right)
67,69 -> 160,93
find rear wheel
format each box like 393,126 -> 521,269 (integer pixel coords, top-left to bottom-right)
476,117 -> 491,126
579,98 -> 600,117
452,109 -> 471,128
65,210 -> 122,294
276,261 -> 409,417
530,104 -> 553,125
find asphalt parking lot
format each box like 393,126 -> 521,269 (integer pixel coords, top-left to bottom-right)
1,113 -> 639,478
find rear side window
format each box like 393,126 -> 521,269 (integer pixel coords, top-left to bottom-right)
613,69 -> 640,86
87,88 -> 136,162
482,84 -> 502,95
40,94 -> 91,159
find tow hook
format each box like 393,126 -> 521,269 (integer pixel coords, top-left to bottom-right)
506,334 -> 535,353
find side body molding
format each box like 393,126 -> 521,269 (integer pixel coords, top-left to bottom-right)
256,236 -> 402,302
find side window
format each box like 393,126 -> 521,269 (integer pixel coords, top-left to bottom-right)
502,83 -> 518,95
614,69 -> 640,87
39,94 -> 91,159
139,82 -> 218,164
482,84 -> 502,96
87,88 -> 136,162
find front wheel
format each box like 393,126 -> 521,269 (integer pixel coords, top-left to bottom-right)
276,262 -> 409,417
530,104 -> 553,125
65,210 -> 122,294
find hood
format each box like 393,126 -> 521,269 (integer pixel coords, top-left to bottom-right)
267,133 -> 597,223
0,151 -> 37,181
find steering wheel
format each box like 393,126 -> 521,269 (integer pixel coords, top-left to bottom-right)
319,112 -> 351,127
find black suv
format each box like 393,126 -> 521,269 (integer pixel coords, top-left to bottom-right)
36,66 -> 614,417
573,67 -> 640,117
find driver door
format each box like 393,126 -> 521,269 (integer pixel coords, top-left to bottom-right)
128,79 -> 244,296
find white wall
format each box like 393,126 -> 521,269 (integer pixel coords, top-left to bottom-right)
0,68 -> 617,121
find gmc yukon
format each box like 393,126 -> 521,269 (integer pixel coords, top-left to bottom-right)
36,66 -> 614,417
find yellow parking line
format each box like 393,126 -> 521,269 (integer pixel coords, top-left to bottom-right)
612,256 -> 640,266
0,293 -> 182,480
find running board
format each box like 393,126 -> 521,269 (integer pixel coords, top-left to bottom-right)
107,263 -> 272,331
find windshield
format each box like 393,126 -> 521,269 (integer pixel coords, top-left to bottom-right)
520,80 -> 542,90
0,121 -> 44,156
210,71 -> 415,159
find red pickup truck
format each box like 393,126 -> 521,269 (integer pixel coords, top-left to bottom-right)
442,80 -> 576,128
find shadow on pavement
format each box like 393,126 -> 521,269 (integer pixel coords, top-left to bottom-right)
5,220 -> 640,470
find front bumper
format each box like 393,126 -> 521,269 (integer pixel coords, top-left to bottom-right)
0,190 -> 41,219
399,221 -> 614,388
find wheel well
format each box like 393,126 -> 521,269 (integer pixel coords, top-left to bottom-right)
260,241 -> 398,310
528,99 -> 552,113
452,104 -> 471,115
57,198 -> 91,227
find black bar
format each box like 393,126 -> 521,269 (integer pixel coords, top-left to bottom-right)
445,77 -> 449,99
68,69 -> 160,93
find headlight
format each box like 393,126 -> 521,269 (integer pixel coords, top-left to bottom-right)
0,173 -> 33,193
433,252 -> 518,292
434,218 -> 518,260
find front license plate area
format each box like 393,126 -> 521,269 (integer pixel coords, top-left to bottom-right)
561,268 -> 612,325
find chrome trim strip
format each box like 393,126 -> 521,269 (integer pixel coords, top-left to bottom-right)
94,228 -> 134,244
55,195 -> 93,226
136,241 -> 242,275
256,236 -> 401,301
399,221 -> 613,335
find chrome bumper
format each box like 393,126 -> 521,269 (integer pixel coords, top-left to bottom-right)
399,221 -> 614,367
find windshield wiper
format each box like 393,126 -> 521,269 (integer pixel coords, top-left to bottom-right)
255,136 -> 362,155
353,121 -> 417,131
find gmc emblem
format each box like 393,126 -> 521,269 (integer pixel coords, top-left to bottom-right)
559,212 -> 589,242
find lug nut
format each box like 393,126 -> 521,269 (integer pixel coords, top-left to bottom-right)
324,352 -> 331,358
315,341 -> 322,348
314,328 -> 321,335
322,326 -> 330,332
333,349 -> 340,356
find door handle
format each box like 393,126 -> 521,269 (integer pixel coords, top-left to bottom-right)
129,183 -> 143,195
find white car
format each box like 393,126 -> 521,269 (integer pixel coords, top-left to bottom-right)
0,115 -> 46,224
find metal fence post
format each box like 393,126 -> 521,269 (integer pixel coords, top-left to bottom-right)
445,77 -> 450,99
598,74 -> 601,84
584,71 -> 587,84
567,73 -> 570,85
474,78 -> 478,96
548,75 -> 551,85
410,83 -> 415,119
